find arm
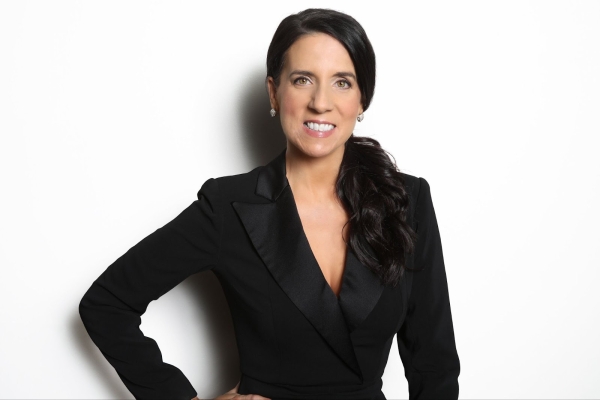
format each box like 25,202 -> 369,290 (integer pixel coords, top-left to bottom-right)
397,178 -> 460,399
79,178 -> 223,400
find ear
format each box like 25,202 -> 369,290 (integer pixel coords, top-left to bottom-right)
266,76 -> 279,111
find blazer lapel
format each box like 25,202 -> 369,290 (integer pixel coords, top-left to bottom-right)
338,248 -> 385,333
232,149 -> 384,381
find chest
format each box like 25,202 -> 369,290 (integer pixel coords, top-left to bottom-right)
229,188 -> 407,383
295,202 -> 349,298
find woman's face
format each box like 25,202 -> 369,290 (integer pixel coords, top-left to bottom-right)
267,33 -> 363,159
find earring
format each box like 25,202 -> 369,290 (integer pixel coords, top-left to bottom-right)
357,113 -> 364,122
270,108 -> 277,117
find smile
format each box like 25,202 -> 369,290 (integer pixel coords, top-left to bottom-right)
303,122 -> 335,132
302,121 -> 336,138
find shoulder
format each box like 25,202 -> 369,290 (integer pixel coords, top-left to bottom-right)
399,171 -> 429,200
197,165 -> 264,203
398,172 -> 434,224
399,172 -> 420,197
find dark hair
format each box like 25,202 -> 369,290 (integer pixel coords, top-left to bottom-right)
267,8 -> 375,111
266,8 -> 416,287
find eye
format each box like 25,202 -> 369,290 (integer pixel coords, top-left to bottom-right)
335,80 -> 351,89
294,77 -> 311,85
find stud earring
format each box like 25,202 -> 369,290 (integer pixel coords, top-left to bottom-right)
270,108 -> 277,117
357,113 -> 364,122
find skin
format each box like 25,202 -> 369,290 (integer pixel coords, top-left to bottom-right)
196,32 -> 364,400
192,381 -> 268,400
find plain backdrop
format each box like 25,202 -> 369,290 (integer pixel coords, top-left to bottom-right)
1,1 -> 599,399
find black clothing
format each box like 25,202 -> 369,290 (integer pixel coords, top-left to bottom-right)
79,149 -> 460,399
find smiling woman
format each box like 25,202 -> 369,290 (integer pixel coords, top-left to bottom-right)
79,8 -> 460,400
267,33 -> 363,157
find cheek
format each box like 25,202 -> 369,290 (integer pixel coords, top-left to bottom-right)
339,96 -> 362,118
279,91 -> 304,119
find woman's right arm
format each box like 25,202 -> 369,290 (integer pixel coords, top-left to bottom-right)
79,178 -> 223,400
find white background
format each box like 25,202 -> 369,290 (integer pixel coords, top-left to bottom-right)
1,1 -> 599,399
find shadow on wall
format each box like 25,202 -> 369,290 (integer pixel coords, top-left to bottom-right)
180,271 -> 241,398
237,69 -> 286,168
73,70 -> 285,398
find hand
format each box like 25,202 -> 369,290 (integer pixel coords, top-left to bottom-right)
193,381 -> 271,400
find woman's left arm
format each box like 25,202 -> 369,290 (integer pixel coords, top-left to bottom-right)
397,177 -> 460,399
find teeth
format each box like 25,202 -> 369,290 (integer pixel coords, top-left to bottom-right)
305,122 -> 335,132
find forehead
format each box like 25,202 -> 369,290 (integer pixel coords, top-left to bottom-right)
283,33 -> 356,74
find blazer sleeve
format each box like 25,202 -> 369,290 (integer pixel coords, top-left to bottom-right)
397,177 -> 460,399
79,178 -> 223,400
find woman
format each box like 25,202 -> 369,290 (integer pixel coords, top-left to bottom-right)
79,8 -> 460,400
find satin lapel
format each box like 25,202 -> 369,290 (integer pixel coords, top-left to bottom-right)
338,248 -> 385,332
231,149 -> 363,380
232,188 -> 362,379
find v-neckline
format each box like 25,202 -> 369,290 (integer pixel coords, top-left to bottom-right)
287,183 -> 349,301
231,147 -> 386,375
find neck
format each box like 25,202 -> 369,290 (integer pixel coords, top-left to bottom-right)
285,144 -> 345,201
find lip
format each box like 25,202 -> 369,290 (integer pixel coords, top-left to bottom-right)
303,120 -> 336,138
304,119 -> 335,125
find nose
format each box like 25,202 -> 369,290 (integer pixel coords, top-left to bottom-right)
308,84 -> 333,114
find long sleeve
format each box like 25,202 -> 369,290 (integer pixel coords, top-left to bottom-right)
397,178 -> 460,399
79,178 -> 223,399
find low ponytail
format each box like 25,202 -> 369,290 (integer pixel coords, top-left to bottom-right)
337,135 -> 417,287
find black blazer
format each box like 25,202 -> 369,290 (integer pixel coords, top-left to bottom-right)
79,149 -> 460,400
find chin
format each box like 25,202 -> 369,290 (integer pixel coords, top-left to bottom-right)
294,140 -> 345,159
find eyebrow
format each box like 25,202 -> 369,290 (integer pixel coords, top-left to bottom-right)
289,70 -> 357,81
